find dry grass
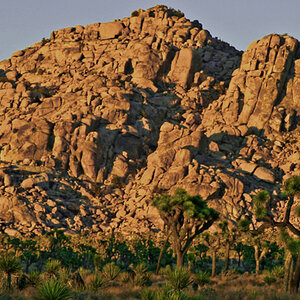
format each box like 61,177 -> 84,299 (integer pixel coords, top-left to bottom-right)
0,273 -> 299,300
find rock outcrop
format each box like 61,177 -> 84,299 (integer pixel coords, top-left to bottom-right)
0,5 -> 298,236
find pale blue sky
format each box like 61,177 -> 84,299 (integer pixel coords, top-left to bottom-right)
1,0 -> 299,61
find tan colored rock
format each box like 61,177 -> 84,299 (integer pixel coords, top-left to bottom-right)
99,22 -> 123,39
238,162 -> 258,174
168,48 -> 201,88
21,178 -> 35,189
253,167 -> 275,183
222,34 -> 298,130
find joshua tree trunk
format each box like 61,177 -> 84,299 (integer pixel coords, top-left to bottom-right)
254,245 -> 266,275
255,259 -> 260,275
212,250 -> 217,277
224,243 -> 230,272
284,250 -> 293,292
156,232 -> 171,274
176,251 -> 184,268
7,272 -> 12,290
290,251 -> 300,293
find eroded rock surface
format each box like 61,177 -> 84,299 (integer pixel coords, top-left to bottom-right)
0,6 -> 298,236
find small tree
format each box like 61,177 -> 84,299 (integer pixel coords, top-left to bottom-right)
218,221 -> 237,273
253,175 -> 300,292
201,232 -> 221,277
152,188 -> 219,267
237,216 -> 270,274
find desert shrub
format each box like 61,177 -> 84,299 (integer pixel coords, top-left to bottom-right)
102,262 -> 121,281
131,10 -> 139,17
26,270 -> 41,287
93,254 -> 102,272
200,286 -> 217,298
90,183 -> 103,198
38,279 -> 71,300
45,259 -> 61,278
110,175 -> 125,188
141,288 -> 186,300
133,262 -> 151,286
149,10 -> 155,18
271,265 -> 284,279
263,270 -> 277,285
140,288 -> 155,300
57,267 -> 70,284
89,274 -> 106,291
195,271 -> 210,286
0,76 -> 9,83
159,264 -> 172,276
168,8 -> 184,18
119,272 -> 132,284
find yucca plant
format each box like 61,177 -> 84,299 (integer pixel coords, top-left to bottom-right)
155,288 -> 185,300
89,274 -> 106,292
45,259 -> 61,278
166,267 -> 193,296
263,270 -> 277,285
38,279 -> 71,300
271,266 -> 285,279
93,254 -> 102,272
26,270 -> 41,287
140,288 -> 155,300
133,263 -> 151,286
102,262 -> 120,281
119,272 -> 132,284
57,267 -> 69,284
0,252 -> 21,290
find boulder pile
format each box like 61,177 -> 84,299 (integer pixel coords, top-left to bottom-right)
0,5 -> 298,236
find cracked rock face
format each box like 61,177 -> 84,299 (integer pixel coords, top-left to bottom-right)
0,5 -> 298,236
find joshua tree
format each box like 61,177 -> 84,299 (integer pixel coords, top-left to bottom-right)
253,175 -> 300,292
218,221 -> 237,273
201,232 -> 221,277
0,252 -> 21,290
237,216 -> 270,274
152,188 -> 219,267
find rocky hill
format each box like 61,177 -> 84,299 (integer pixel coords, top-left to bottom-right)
0,5 -> 299,237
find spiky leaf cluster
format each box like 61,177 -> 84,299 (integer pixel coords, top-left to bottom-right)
253,190 -> 270,219
0,252 -> 21,276
237,217 -> 251,232
283,175 -> 300,197
38,279 -> 71,300
152,188 -> 219,231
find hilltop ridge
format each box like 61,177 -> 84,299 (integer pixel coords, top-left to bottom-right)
0,5 -> 298,237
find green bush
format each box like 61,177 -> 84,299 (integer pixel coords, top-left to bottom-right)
38,279 -> 71,300
263,271 -> 277,285
195,271 -> 210,286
